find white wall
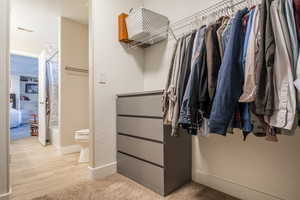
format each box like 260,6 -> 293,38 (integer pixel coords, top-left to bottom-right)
143,0 -> 218,90
10,0 -> 89,55
142,0 -> 300,200
0,0 -> 10,198
90,0 -> 144,176
10,0 -> 59,55
59,17 -> 89,147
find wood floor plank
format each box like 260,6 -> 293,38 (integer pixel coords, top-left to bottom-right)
10,137 -> 89,200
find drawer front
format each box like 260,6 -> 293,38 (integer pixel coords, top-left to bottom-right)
117,134 -> 164,166
117,116 -> 164,142
117,94 -> 163,117
117,152 -> 164,195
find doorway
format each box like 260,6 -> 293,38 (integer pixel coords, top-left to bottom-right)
9,0 -> 90,199
9,54 -> 39,141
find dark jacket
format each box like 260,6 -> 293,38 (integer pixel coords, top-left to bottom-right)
209,8 -> 249,135
205,23 -> 222,108
254,0 -> 275,116
294,0 -> 300,43
178,28 -> 207,135
178,32 -> 197,110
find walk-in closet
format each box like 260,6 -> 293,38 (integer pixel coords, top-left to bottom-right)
1,0 -> 300,199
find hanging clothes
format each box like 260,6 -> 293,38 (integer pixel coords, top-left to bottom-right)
279,0 -> 294,75
239,8 -> 256,137
178,27 -> 206,135
287,0 -> 300,113
285,0 -> 300,74
283,0 -> 300,129
265,0 -> 296,130
254,0 -> 276,116
293,0 -> 300,43
209,8 -> 249,135
162,0 -> 300,142
172,33 -> 197,136
163,38 -> 185,131
240,6 -> 261,103
205,22 -> 222,103
221,18 -> 233,53
216,17 -> 230,59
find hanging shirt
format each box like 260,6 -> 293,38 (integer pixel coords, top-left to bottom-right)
241,9 -> 255,75
293,0 -> 300,43
287,0 -> 300,113
239,9 -> 256,136
265,0 -> 296,130
163,38 -> 184,125
255,0 -> 276,116
209,8 -> 249,135
216,17 -> 230,59
285,0 -> 299,76
279,0 -> 294,74
240,7 -> 261,102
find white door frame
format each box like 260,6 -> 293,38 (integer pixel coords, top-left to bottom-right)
88,0 -> 96,169
38,50 -> 48,146
0,0 -> 11,199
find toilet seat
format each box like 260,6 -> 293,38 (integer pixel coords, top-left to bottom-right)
75,129 -> 89,140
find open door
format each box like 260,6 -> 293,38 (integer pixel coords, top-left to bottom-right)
38,50 -> 47,146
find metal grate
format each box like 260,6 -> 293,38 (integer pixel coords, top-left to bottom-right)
127,0 -> 259,49
126,8 -> 170,47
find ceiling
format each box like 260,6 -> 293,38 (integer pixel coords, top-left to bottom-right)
10,0 -> 89,56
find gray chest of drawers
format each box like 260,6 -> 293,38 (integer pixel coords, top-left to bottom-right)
116,90 -> 191,196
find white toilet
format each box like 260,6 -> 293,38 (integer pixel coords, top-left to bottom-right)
74,129 -> 89,163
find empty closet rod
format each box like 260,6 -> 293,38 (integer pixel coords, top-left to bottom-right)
65,66 -> 89,73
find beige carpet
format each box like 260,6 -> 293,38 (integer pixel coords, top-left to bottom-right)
33,173 -> 240,200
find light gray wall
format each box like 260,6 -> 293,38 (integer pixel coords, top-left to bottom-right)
0,0 -> 10,197
90,0 -> 144,171
142,0 -> 300,200
59,17 -> 89,147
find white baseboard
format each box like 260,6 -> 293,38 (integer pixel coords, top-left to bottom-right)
59,144 -> 81,155
193,171 -> 285,200
88,162 -> 117,180
0,189 -> 11,200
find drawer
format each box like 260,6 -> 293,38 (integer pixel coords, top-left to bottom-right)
117,134 -> 164,166
117,94 -> 163,117
117,152 -> 164,195
117,116 -> 164,142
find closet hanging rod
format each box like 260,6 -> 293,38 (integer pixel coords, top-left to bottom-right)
65,66 -> 89,73
127,0 -> 257,49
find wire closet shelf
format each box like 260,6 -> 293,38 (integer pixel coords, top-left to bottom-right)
127,0 -> 259,49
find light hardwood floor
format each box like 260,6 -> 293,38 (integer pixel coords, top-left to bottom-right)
10,137 -> 89,200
